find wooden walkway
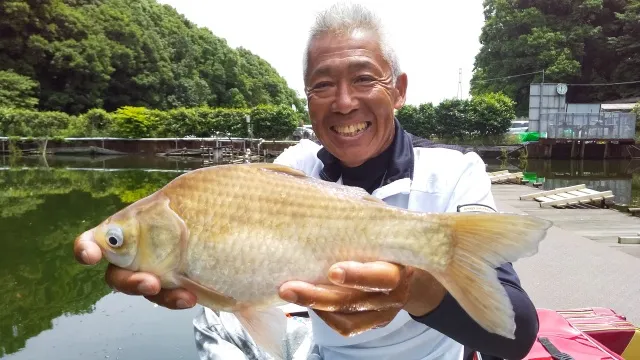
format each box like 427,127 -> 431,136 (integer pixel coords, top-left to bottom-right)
492,184 -> 640,258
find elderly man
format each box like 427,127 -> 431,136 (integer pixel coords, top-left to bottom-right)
74,3 -> 539,360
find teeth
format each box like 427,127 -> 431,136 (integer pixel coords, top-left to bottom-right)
333,122 -> 368,137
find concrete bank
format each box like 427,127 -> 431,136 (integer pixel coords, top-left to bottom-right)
0,137 -> 299,157
493,186 -> 640,325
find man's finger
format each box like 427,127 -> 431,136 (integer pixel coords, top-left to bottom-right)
279,281 -> 408,312
145,288 -> 198,310
104,264 -> 161,296
314,308 -> 400,336
73,235 -> 103,265
328,261 -> 404,292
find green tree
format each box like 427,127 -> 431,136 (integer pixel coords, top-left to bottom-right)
469,93 -> 515,137
471,0 -> 640,116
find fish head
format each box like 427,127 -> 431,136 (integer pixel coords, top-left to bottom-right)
77,192 -> 187,274
93,212 -> 142,270
77,205 -> 143,271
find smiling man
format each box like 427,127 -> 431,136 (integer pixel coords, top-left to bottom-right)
73,2 -> 539,360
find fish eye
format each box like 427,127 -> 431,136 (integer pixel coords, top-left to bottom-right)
105,227 -> 124,248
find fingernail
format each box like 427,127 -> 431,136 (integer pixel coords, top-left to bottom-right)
280,290 -> 298,303
329,267 -> 346,284
137,280 -> 155,295
176,299 -> 191,309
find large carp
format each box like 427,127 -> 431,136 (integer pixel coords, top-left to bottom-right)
75,163 -> 552,359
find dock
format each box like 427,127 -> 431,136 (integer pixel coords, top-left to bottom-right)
493,194 -> 640,326
492,184 -> 640,258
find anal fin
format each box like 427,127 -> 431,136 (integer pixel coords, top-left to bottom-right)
175,275 -> 237,310
235,306 -> 288,360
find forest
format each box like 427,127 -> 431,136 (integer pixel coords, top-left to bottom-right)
0,0 -> 306,115
470,0 -> 640,116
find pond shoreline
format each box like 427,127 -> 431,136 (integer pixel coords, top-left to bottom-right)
0,136 -> 637,160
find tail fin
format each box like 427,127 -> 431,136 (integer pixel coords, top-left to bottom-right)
428,213 -> 552,339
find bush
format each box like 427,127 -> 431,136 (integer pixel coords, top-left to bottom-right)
0,108 -> 72,137
250,105 -> 299,140
469,93 -> 515,137
0,104 -> 301,140
395,92 -> 516,142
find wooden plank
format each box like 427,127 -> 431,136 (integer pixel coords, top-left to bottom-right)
579,188 -> 602,195
520,184 -> 586,200
488,170 -> 509,176
618,236 -> 640,245
491,172 -> 523,180
540,190 -> 614,207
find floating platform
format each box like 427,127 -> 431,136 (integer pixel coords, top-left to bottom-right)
488,170 -> 524,184
519,184 -> 615,208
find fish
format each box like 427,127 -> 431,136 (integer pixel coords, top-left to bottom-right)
75,162 -> 552,359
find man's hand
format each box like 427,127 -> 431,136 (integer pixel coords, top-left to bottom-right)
278,261 -> 447,337
73,235 -> 197,310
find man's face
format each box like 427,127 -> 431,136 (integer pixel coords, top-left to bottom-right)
304,31 -> 407,167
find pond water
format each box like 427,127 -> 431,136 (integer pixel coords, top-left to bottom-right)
0,154 -> 638,360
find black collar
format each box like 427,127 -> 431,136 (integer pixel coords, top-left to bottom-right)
316,117 -> 472,194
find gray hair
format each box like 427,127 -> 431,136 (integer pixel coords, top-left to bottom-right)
302,2 -> 402,85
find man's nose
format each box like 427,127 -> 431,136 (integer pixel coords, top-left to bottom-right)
332,81 -> 358,114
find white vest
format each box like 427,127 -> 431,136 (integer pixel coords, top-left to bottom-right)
273,140 -> 497,360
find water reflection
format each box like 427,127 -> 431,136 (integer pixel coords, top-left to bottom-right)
0,156 -> 197,359
485,158 -> 640,206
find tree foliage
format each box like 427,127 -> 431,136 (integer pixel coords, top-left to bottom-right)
0,0 -> 307,116
0,71 -> 39,110
470,0 -> 640,116
396,93 -> 515,142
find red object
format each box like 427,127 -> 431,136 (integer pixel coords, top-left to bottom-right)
523,309 -> 623,359
556,307 -> 640,358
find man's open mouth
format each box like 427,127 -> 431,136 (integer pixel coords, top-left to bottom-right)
330,121 -> 372,137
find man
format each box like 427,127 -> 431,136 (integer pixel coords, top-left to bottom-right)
74,3 -> 539,359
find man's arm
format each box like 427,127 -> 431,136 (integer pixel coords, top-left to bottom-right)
411,152 -> 539,360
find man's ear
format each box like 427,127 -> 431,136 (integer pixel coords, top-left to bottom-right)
393,73 -> 408,109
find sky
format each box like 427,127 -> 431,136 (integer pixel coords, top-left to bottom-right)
156,0 -> 486,106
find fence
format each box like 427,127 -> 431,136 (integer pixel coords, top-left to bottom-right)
540,112 -> 636,140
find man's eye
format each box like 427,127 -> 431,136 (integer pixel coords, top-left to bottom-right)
355,76 -> 375,83
312,82 -> 332,90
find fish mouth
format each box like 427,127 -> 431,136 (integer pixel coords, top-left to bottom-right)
330,121 -> 372,137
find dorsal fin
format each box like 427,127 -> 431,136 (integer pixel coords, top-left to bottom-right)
242,163 -> 387,205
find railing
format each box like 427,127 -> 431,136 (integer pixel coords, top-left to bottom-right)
540,112 -> 636,140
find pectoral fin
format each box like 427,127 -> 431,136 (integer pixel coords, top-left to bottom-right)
235,306 -> 287,360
